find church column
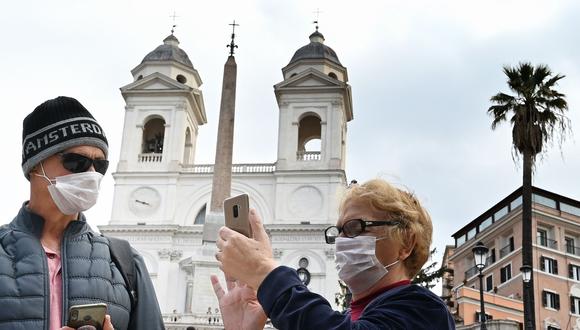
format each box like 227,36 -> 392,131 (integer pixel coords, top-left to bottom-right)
184,277 -> 194,313
157,249 -> 172,313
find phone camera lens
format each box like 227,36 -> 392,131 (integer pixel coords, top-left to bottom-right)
233,205 -> 239,218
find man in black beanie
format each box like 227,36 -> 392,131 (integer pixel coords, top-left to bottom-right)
0,96 -> 165,330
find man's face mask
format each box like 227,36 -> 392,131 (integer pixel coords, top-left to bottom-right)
35,162 -> 103,215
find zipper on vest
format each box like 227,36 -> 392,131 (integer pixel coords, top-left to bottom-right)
60,224 -> 73,327
37,237 -> 50,330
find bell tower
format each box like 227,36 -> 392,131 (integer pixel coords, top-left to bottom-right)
110,33 -> 207,224
271,29 -> 353,226
274,29 -> 353,172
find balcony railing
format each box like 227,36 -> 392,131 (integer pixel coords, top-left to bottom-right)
297,151 -> 321,161
138,153 -> 162,162
183,163 -> 276,174
163,312 -> 276,329
499,243 -> 514,258
537,236 -> 558,249
465,265 -> 478,279
566,244 -> 580,256
486,255 -> 495,266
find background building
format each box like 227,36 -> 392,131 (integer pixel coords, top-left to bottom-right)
99,28 -> 353,328
446,186 -> 580,329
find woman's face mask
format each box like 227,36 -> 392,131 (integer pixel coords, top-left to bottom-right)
35,162 -> 103,215
334,236 -> 400,294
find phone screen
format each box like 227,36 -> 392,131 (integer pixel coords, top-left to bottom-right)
224,194 -> 252,237
67,303 -> 107,330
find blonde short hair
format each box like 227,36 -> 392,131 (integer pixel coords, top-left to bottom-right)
339,179 -> 433,278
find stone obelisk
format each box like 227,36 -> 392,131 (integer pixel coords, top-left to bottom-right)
202,21 -> 239,243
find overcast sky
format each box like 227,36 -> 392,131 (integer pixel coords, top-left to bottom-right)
1,0 -> 579,280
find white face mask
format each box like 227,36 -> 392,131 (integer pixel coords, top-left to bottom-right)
35,163 -> 103,215
335,236 -> 400,294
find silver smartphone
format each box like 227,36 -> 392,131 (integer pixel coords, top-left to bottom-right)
224,194 -> 252,237
67,303 -> 107,330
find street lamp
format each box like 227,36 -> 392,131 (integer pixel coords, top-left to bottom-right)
472,241 -> 489,330
520,265 -> 532,283
519,263 -> 534,330
297,267 -> 311,285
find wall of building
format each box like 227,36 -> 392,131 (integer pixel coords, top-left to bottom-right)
449,190 -> 580,328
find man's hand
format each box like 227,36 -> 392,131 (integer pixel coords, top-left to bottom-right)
211,275 -> 267,330
60,314 -> 114,330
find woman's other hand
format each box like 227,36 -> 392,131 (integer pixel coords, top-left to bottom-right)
211,275 -> 267,330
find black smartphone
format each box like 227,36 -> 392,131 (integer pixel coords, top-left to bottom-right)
67,303 -> 107,330
224,193 -> 252,237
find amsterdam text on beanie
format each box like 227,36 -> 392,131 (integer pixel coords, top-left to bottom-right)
21,96 -> 109,179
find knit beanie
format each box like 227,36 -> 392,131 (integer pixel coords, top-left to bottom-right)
22,96 -> 109,179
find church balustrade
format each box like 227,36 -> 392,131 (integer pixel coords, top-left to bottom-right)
232,163 -> 276,173
187,164 -> 214,173
183,163 -> 276,174
138,153 -> 163,162
297,150 -> 321,161
163,313 -> 276,329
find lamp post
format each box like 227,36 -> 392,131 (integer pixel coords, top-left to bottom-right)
519,264 -> 533,330
473,241 -> 489,330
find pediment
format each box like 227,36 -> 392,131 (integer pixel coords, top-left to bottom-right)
275,68 -> 343,89
120,72 -> 191,92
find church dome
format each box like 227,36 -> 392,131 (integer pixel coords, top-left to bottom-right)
288,30 -> 342,66
142,34 -> 194,69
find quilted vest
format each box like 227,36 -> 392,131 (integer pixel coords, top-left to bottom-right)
0,206 -> 131,330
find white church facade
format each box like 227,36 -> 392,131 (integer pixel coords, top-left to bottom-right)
99,29 -> 354,328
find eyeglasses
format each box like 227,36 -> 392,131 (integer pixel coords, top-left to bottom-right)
59,153 -> 109,175
324,218 -> 402,244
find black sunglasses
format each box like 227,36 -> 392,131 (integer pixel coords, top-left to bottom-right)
324,218 -> 402,244
59,153 -> 109,175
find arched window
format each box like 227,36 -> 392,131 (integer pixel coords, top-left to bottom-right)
142,118 -> 165,154
194,204 -> 207,224
297,114 -> 321,161
183,128 -> 193,165
328,72 -> 338,80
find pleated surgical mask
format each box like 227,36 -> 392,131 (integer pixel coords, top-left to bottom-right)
335,236 -> 400,294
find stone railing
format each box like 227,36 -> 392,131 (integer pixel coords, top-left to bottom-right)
296,151 -> 321,161
138,153 -> 163,162
456,319 -> 520,330
163,313 -> 276,329
183,163 -> 276,174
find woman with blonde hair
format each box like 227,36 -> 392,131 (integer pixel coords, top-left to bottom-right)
212,178 -> 454,329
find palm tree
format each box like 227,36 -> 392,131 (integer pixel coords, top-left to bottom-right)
487,62 -> 570,330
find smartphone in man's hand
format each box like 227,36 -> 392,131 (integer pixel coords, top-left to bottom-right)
224,194 -> 252,237
67,303 -> 107,330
